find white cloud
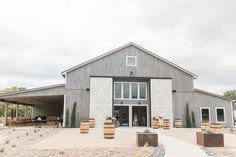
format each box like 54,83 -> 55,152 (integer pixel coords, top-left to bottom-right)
0,0 -> 236,95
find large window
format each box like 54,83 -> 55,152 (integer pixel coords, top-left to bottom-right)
114,82 -> 147,100
114,82 -> 122,99
216,107 -> 225,123
200,108 -> 210,122
139,83 -> 147,99
123,83 -> 130,99
131,83 -> 138,99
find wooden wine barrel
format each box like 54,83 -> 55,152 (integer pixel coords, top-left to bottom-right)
104,119 -> 115,139
174,119 -> 182,128
80,120 -> 89,134
163,119 -> 170,129
89,118 -> 95,128
105,117 -> 113,123
152,119 -> 159,129
210,123 -> 221,133
201,122 -> 210,131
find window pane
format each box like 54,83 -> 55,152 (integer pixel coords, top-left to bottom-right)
217,109 -> 225,122
139,83 -> 146,99
123,83 -> 130,99
201,109 -> 210,122
131,83 -> 138,99
115,83 -> 121,99
127,57 -> 136,66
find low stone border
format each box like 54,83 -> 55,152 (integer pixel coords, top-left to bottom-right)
150,143 -> 165,157
200,147 -> 217,156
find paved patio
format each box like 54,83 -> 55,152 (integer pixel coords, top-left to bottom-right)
31,127 -> 208,157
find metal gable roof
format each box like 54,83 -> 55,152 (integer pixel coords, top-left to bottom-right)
61,42 -> 198,78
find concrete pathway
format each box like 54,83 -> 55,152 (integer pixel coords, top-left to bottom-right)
118,127 -> 208,157
31,128 -> 136,149
31,127 -> 208,157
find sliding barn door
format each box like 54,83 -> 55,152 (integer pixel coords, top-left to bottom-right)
151,79 -> 173,127
90,77 -> 112,127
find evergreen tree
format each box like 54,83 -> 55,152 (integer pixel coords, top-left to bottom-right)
66,108 -> 69,127
185,103 -> 191,128
71,102 -> 77,128
191,111 -> 196,128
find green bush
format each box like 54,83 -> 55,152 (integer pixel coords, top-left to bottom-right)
66,108 -> 69,127
191,111 -> 196,128
185,103 -> 191,128
71,102 -> 77,128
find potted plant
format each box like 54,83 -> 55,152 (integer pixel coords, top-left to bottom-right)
196,129 -> 224,147
136,129 -> 158,147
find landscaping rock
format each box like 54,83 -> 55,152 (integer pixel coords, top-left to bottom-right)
150,144 -> 165,157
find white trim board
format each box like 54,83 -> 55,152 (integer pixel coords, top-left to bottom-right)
215,107 -> 226,123
114,82 -> 147,100
200,107 -> 211,123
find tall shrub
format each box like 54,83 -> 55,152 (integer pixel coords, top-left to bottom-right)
65,108 -> 69,127
71,102 -> 77,128
191,111 -> 196,128
185,103 -> 191,128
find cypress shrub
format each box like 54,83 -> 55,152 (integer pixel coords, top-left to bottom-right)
65,108 -> 69,127
71,102 -> 77,128
185,103 -> 191,128
191,111 -> 196,128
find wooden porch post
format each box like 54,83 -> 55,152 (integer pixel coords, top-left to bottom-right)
4,103 -> 8,126
16,104 -> 19,120
24,106 -> 27,118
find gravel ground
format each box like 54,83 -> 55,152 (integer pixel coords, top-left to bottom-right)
0,127 -> 156,157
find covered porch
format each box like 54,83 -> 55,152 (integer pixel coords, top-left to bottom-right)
0,84 -> 65,127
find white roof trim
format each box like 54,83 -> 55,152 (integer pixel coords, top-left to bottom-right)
194,88 -> 233,101
0,84 -> 65,97
61,42 -> 198,78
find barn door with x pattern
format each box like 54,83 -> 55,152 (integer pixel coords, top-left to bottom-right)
151,79 -> 173,127
90,77 -> 112,127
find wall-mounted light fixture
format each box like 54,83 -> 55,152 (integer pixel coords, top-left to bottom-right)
172,90 -> 177,93
86,88 -> 90,91
120,101 -> 123,104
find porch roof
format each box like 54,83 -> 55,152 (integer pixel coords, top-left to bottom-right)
0,84 -> 65,106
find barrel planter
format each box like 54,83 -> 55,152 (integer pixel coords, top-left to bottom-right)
136,132 -> 158,147
196,132 -> 224,147
152,119 -> 159,129
210,123 -> 221,133
104,119 -> 115,139
201,122 -> 210,131
89,118 -> 95,128
80,120 -> 89,134
174,119 -> 182,128
106,117 -> 113,123
163,119 -> 170,129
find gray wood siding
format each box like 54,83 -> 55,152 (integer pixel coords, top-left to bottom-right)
65,45 -> 194,126
66,45 -> 194,91
173,91 -> 233,127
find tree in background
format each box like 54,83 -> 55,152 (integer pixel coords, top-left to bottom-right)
224,90 -> 236,100
191,111 -> 196,128
71,102 -> 77,128
185,103 -> 191,128
0,86 -> 32,118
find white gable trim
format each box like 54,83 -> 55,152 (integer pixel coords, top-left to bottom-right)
61,42 -> 198,78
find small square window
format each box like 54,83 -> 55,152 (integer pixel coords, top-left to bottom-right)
126,56 -> 136,66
